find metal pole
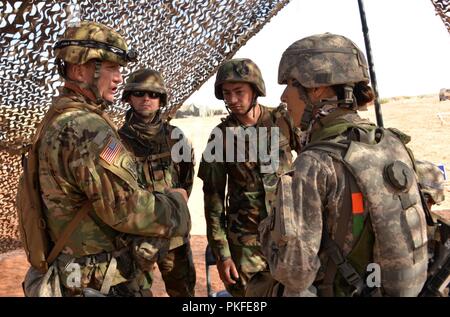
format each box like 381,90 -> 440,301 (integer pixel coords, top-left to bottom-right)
358,0 -> 384,127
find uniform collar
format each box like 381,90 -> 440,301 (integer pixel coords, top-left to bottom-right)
226,104 -> 268,128
57,86 -> 105,110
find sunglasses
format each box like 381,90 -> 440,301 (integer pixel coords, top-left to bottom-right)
131,91 -> 161,99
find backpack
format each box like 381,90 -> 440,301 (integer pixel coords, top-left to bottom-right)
260,126 -> 429,296
16,100 -> 116,273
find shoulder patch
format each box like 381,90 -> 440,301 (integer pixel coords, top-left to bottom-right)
100,136 -> 124,165
98,136 -> 139,189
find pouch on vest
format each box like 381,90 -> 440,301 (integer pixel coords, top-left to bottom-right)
259,172 -> 303,291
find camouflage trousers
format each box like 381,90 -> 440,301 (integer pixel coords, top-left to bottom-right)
144,242 -> 196,297
225,244 -> 268,297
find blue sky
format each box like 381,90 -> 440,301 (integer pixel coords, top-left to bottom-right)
186,0 -> 450,108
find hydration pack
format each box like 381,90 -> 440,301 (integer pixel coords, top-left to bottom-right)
261,127 -> 429,296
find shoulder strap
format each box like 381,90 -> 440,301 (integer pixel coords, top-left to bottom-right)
46,202 -> 91,265
318,160 -> 363,296
31,100 -> 117,146
311,119 -> 376,144
29,100 -> 103,266
54,101 -> 118,131
304,140 -> 368,297
302,140 -> 349,160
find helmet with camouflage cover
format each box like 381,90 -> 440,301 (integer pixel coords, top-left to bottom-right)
278,33 -> 369,88
416,160 -> 445,204
122,68 -> 168,107
54,20 -> 137,68
214,58 -> 266,100
54,21 -> 137,105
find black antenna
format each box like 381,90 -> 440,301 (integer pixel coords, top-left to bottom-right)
358,0 -> 384,127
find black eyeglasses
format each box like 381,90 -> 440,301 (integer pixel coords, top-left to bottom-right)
131,91 -> 161,99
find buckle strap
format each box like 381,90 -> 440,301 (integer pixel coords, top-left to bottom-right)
323,234 -> 365,296
58,251 -> 119,296
47,202 -> 91,266
76,252 -> 112,266
58,251 -> 112,266
100,257 -> 117,295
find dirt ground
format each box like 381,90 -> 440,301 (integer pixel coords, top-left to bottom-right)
0,95 -> 449,297
0,235 -> 225,297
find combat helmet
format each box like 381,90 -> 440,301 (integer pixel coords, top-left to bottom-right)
214,58 -> 266,100
278,33 -> 370,133
122,68 -> 168,107
54,20 -> 137,69
278,33 -> 369,88
416,160 -> 445,204
53,20 -> 137,105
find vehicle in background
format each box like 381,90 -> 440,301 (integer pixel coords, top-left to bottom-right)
439,88 -> 450,101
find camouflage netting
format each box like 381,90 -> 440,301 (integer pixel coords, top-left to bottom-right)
431,0 -> 450,34
0,0 -> 290,253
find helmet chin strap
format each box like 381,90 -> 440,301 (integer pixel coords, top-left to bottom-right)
87,60 -> 111,107
57,59 -> 111,107
244,94 -> 258,115
295,82 -> 356,146
152,109 -> 162,123
293,81 -> 316,132
224,92 -> 258,122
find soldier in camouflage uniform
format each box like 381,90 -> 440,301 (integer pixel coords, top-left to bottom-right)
22,21 -> 191,297
198,58 -> 300,296
416,160 -> 445,210
260,33 -> 429,297
118,68 -> 196,297
415,160 -> 449,296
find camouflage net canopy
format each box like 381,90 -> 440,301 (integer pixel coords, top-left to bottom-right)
0,0 -> 290,253
431,0 -> 450,34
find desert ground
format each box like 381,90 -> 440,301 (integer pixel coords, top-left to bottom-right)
0,95 -> 449,296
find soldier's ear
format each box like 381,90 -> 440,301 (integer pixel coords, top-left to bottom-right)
310,86 -> 332,101
67,62 -> 90,82
65,63 -> 79,80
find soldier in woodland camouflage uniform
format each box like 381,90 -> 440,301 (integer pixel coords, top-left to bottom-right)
198,58 -> 300,296
22,21 -> 191,297
118,68 -> 196,297
259,33 -> 429,297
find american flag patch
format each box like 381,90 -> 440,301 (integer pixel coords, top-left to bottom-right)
99,137 -> 123,164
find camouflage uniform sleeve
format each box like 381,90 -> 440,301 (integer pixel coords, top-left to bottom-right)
171,125 -> 195,197
54,112 -> 190,239
271,151 -> 331,292
178,154 -> 195,197
198,156 -> 230,261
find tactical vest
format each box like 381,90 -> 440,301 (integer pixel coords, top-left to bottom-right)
218,106 -> 296,215
119,122 -> 181,193
261,123 -> 429,297
118,120 -> 191,251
